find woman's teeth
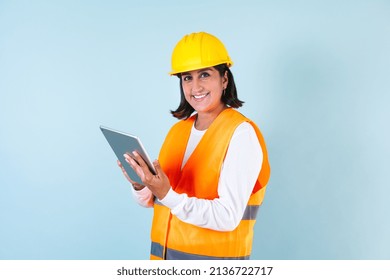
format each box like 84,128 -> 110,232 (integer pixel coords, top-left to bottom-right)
193,93 -> 207,99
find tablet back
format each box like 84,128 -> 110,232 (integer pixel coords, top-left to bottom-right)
100,125 -> 156,185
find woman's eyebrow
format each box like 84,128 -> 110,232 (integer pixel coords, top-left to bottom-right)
197,68 -> 213,73
181,68 -> 213,76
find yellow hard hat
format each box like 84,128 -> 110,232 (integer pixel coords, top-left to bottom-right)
170,32 -> 233,75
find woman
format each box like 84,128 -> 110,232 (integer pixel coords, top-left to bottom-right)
118,32 -> 270,260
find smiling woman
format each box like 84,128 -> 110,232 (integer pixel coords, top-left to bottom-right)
173,63 -> 244,130
118,32 -> 271,260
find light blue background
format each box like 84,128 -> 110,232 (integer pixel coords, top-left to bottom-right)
1,0 -> 389,260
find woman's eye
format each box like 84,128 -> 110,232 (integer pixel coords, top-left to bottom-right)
200,72 -> 210,78
182,75 -> 192,82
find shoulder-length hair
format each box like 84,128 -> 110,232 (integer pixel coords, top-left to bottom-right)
170,64 -> 244,120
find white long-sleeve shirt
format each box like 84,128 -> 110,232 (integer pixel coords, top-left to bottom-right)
132,122 -> 263,231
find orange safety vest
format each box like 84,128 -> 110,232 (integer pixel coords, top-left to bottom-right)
150,108 -> 270,260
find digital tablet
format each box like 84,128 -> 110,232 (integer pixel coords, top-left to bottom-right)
100,125 -> 156,185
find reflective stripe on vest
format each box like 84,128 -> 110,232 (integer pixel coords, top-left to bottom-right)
242,205 -> 260,220
155,200 -> 259,220
151,242 -> 250,260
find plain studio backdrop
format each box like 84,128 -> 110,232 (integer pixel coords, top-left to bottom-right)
1,0 -> 389,260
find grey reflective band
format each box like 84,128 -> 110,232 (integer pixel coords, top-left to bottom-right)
241,205 -> 260,220
150,242 -> 250,260
166,248 -> 250,260
150,242 -> 164,259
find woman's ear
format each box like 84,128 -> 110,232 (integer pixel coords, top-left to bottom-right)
223,70 -> 228,88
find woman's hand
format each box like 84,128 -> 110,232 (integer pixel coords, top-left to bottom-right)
124,152 -> 171,200
117,160 -> 145,190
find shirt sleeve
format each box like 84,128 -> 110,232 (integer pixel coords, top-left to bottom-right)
131,186 -> 154,208
160,122 -> 263,231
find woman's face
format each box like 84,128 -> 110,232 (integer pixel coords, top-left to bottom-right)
181,67 -> 228,115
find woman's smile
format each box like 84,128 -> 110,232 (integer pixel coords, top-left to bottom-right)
192,92 -> 209,101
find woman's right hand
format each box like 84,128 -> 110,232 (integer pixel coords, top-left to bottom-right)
117,160 -> 145,190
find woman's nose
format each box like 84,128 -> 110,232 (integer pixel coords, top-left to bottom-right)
191,78 -> 203,94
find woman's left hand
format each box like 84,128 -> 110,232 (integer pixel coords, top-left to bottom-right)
124,151 -> 171,200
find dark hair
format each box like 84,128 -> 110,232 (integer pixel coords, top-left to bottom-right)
170,64 -> 244,119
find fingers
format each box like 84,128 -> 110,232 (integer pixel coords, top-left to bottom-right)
151,160 -> 171,200
124,153 -> 143,176
123,152 -> 150,183
130,151 -> 147,169
122,153 -> 170,199
122,152 -> 171,199
153,160 -> 163,176
117,159 -> 132,182
130,151 -> 152,175
153,160 -> 169,185
118,158 -> 139,186
125,151 -> 156,185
